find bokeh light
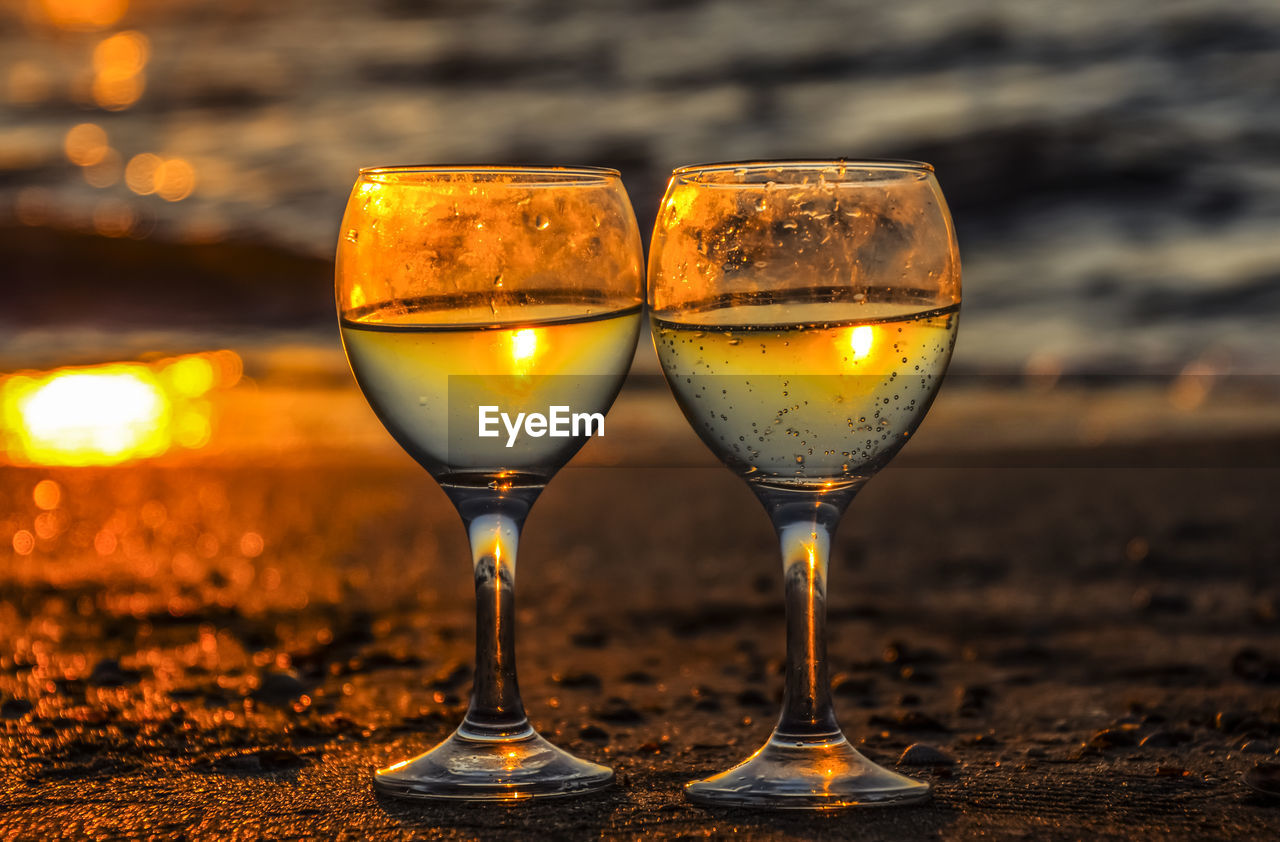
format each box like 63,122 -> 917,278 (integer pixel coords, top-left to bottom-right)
91,68 -> 144,110
2,365 -> 171,466
64,123 -> 109,167
90,32 -> 149,110
93,30 -> 149,76
33,0 -> 128,31
155,158 -> 196,202
125,152 -> 161,194
32,479 -> 62,510
0,351 -> 242,466
125,154 -> 196,200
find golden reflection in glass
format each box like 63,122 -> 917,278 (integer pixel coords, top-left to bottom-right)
33,0 -> 128,31
508,327 -> 539,376
847,325 -> 874,360
0,351 -> 241,466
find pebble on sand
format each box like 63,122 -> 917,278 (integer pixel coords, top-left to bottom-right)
898,743 -> 955,766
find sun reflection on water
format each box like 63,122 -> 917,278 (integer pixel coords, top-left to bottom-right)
0,350 -> 240,466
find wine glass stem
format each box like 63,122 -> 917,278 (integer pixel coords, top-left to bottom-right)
773,504 -> 844,742
459,511 -> 532,741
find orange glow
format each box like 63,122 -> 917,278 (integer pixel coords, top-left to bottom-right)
161,355 -> 215,397
510,328 -> 538,364
92,199 -> 135,237
2,365 -> 169,466
13,530 -> 35,555
90,32 -> 148,109
126,155 -> 197,200
125,152 -> 160,195
239,532 -> 264,558
33,479 -> 62,510
64,123 -> 109,167
93,30 -> 148,75
91,69 -> 144,110
848,325 -> 874,360
34,0 -> 128,31
0,351 -> 241,467
155,159 -> 196,202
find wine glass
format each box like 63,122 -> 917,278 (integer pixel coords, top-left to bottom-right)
337,165 -> 643,800
648,160 -> 961,808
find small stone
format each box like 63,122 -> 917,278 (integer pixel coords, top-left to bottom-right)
958,733 -> 1000,747
570,630 -> 608,649
1023,747 -> 1047,759
1241,740 -> 1274,755
554,671 -> 602,689
1140,729 -> 1190,748
216,748 -> 306,773
735,688 -> 770,707
869,711 -> 949,732
898,743 -> 954,766
831,674 -> 874,698
594,698 -> 644,724
1155,765 -> 1189,778
1215,711 -> 1266,734
429,663 -> 471,690
621,671 -> 655,685
251,671 -> 306,706
1088,727 -> 1138,750
899,666 -> 937,684
579,725 -> 609,744
957,684 -> 993,712
1231,648 -> 1280,684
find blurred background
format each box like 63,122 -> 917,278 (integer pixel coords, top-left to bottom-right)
5,0 -> 1280,370
1,0 -> 1279,544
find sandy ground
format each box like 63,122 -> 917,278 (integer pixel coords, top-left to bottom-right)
2,386 -> 1280,839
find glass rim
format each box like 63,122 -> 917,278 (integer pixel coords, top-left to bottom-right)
356,164 -> 621,184
671,158 -> 935,183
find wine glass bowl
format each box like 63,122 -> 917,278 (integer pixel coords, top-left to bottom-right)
649,160 -> 960,808
337,166 -> 643,800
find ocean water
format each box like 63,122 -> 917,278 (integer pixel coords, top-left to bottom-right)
2,0 -> 1279,375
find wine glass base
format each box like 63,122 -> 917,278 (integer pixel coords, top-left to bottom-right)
374,728 -> 613,802
685,732 -> 930,810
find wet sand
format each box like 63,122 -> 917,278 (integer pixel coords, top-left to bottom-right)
2,424 -> 1279,839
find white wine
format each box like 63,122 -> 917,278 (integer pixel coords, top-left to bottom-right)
342,302 -> 641,483
652,297 -> 958,486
